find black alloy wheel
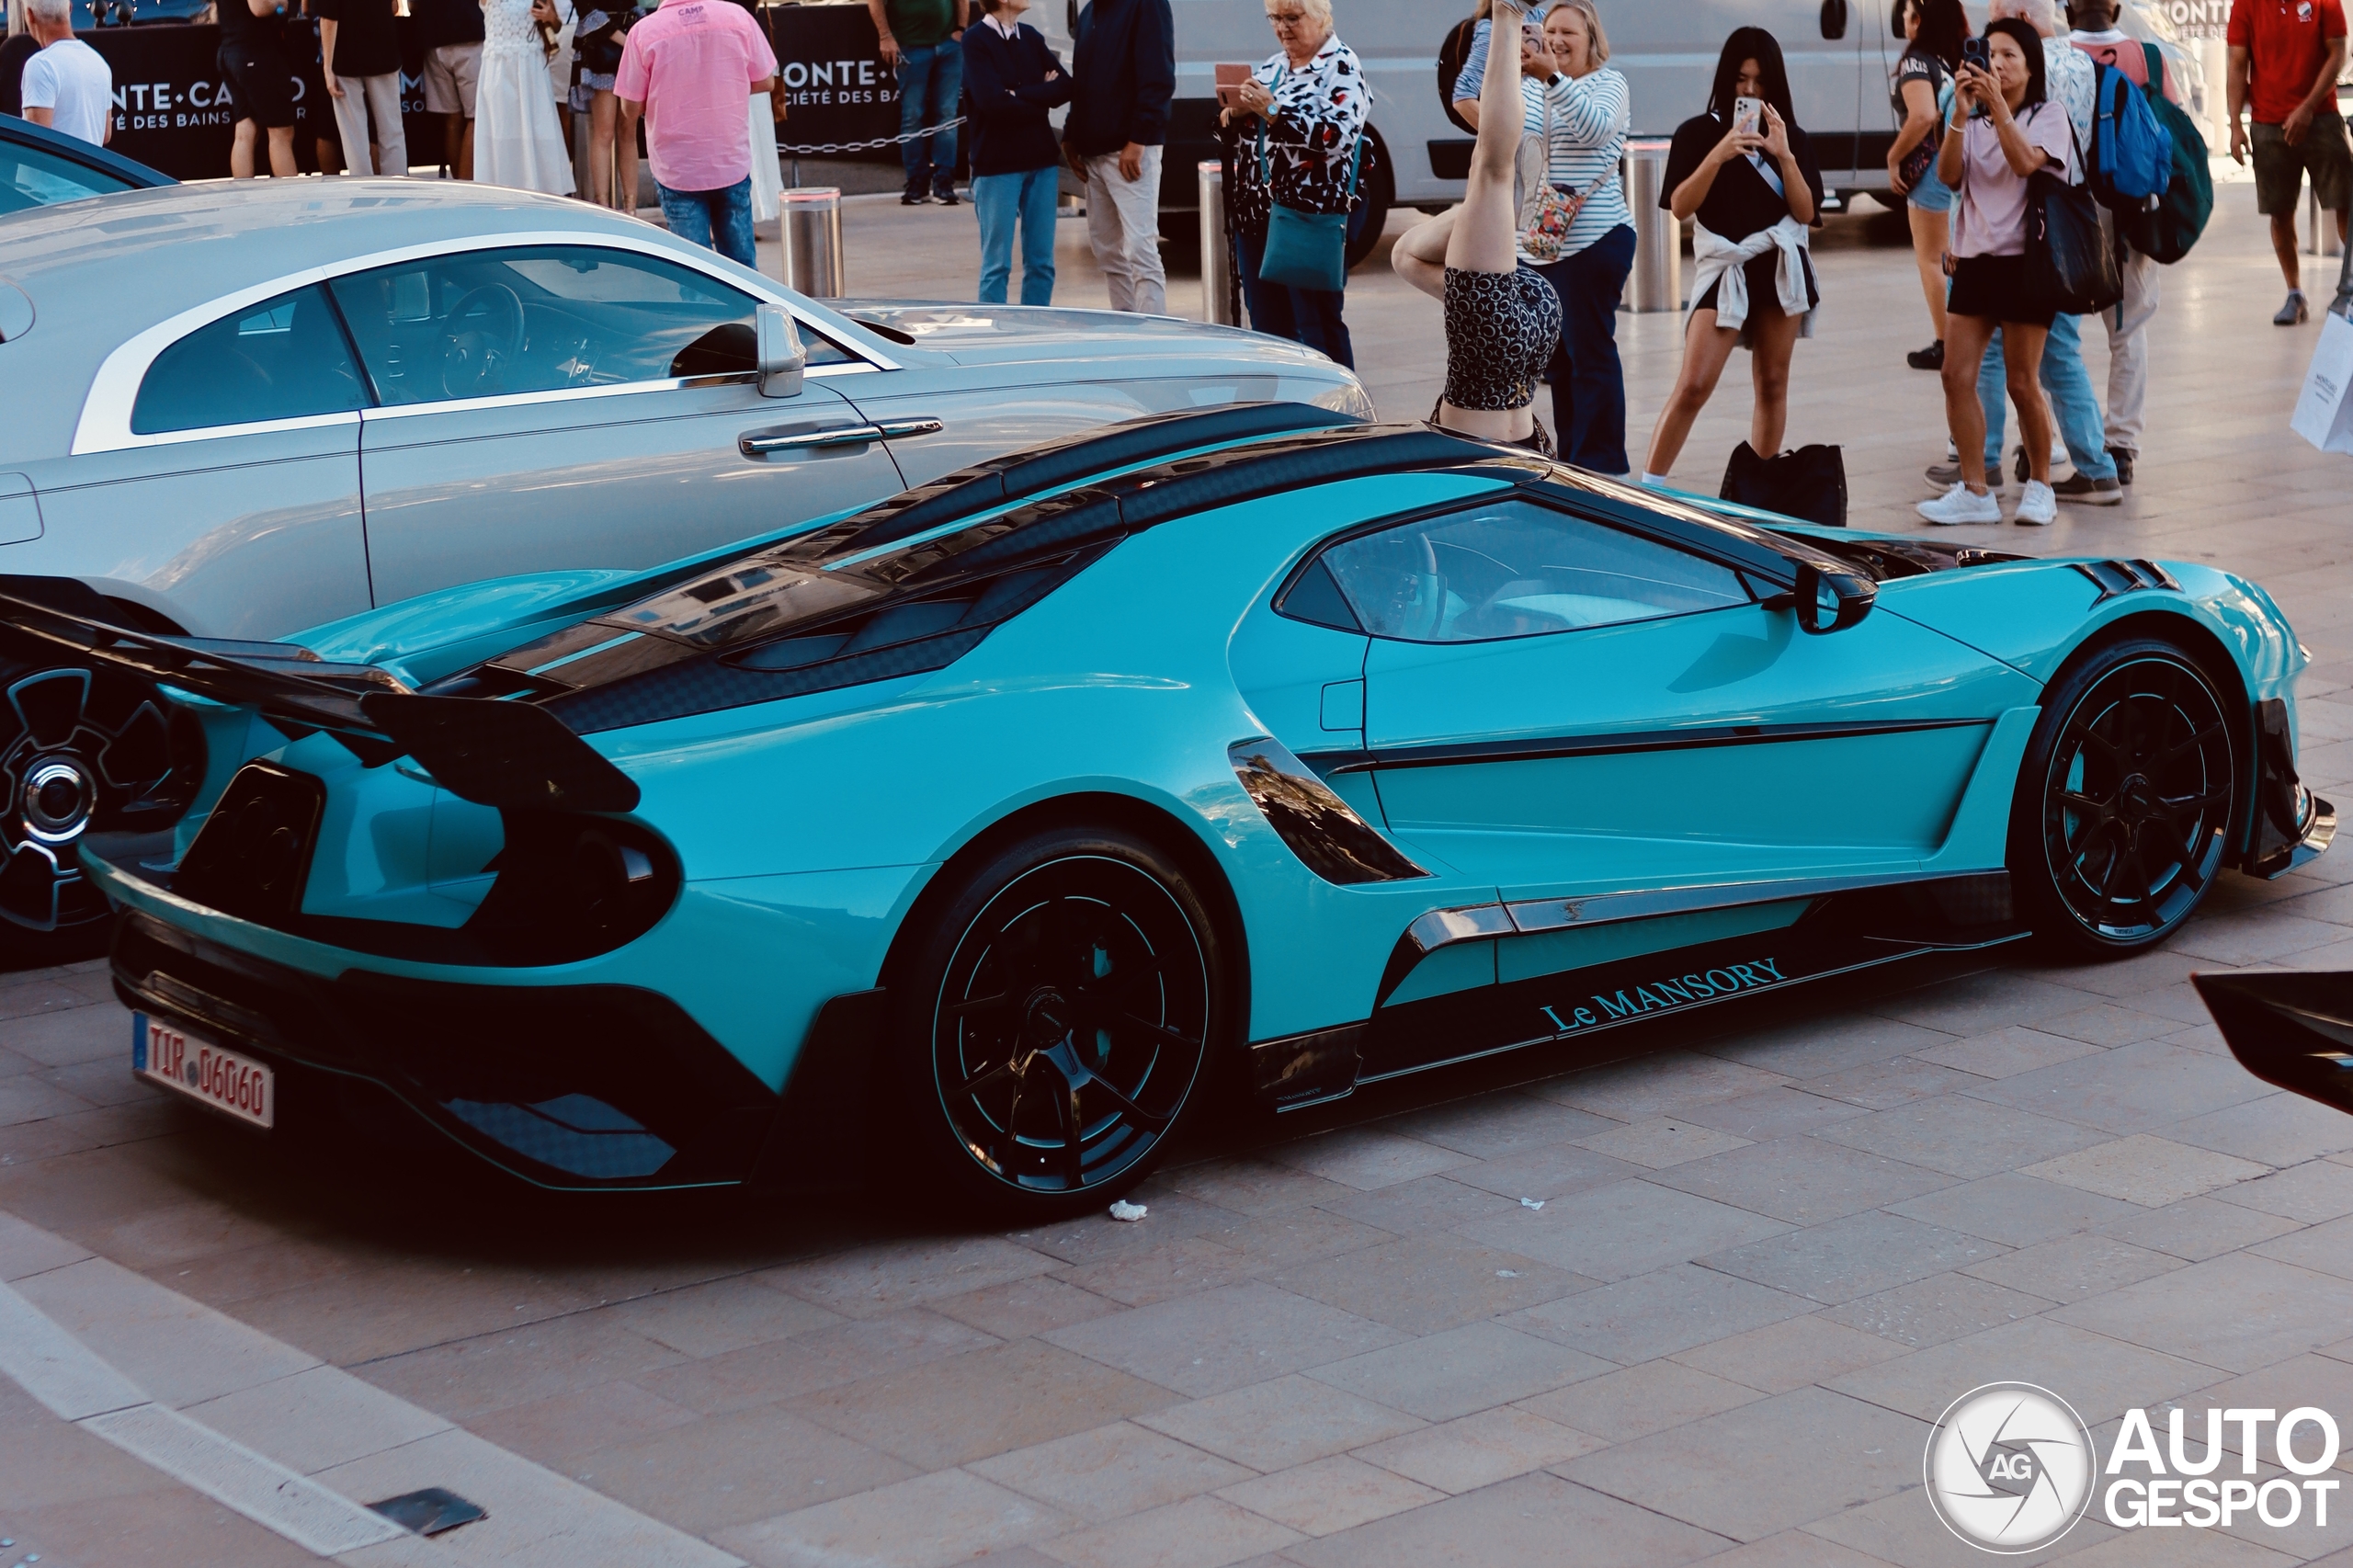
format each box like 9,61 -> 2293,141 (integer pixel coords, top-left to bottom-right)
0,658 -> 200,959
2011,639 -> 2237,958
895,825 -> 1225,1220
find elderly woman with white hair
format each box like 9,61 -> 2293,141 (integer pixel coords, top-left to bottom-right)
1221,0 -> 1372,369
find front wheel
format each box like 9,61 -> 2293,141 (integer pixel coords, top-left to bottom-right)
890,824 -> 1230,1221
2008,638 -> 2238,959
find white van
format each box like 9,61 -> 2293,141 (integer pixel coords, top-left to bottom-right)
1045,0 -> 2200,258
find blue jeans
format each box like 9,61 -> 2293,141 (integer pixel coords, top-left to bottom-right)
897,40 -> 962,194
657,177 -> 756,269
974,165 -> 1058,305
1536,224 -> 1636,474
1978,314 -> 2118,481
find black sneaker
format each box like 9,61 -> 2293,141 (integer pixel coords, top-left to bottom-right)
935,186 -> 961,207
1907,339 -> 1945,371
2108,447 -> 2135,485
2052,472 -> 2123,506
902,186 -> 932,206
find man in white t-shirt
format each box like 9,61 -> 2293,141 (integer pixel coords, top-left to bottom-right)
18,0 -> 113,148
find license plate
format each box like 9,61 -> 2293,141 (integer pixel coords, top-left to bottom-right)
132,1013 -> 275,1130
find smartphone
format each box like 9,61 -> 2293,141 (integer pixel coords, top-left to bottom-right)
1214,62 -> 1250,108
1732,96 -> 1763,138
1521,19 -> 1543,49
1961,36 -> 1989,71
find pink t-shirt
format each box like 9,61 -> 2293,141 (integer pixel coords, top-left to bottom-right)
1950,101 -> 2075,258
615,0 -> 779,192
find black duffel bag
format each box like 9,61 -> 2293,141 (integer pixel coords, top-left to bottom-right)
2026,115 -> 2122,317
1721,440 -> 1847,528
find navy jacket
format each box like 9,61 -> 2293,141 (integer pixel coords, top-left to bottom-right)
961,20 -> 1074,176
1063,0 -> 1174,154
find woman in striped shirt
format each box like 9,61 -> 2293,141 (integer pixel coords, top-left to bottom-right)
1526,0 -> 1633,473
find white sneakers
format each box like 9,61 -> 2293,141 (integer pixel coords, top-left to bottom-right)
1916,480 -> 2056,526
2015,480 -> 2057,526
1918,483 -> 2004,526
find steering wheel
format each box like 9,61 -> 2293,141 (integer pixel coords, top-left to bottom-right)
439,284 -> 527,400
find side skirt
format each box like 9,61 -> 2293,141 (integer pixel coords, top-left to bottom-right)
1246,878 -> 2024,1108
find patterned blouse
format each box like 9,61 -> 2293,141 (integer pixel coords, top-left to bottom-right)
1227,33 -> 1371,233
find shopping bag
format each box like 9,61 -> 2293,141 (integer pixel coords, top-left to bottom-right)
1721,441 -> 1847,528
2291,309 -> 2353,456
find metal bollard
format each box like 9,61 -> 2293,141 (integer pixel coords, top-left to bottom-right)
780,187 -> 847,298
1625,140 -> 1681,313
1199,161 -> 1238,326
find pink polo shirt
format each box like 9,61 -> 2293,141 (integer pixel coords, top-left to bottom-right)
615,0 -> 779,192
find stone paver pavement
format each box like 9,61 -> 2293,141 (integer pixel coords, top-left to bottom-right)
8,193 -> 2353,1565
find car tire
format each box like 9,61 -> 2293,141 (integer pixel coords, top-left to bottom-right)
2,656 -> 202,964
2007,636 -> 2238,960
889,822 -> 1230,1222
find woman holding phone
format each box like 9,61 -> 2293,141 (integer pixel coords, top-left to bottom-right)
1639,28 -> 1823,488
1916,17 -> 2072,527
1888,0 -> 1969,371
1221,0 -> 1371,369
1392,0 -> 1562,452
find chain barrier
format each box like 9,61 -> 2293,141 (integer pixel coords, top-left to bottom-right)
777,116 -> 969,158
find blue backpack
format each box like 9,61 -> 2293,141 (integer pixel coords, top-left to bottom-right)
2088,57 -> 2172,207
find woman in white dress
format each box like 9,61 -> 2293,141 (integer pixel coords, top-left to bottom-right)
475,0 -> 574,194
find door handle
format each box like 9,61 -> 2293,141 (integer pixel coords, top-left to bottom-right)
739,416 -> 944,457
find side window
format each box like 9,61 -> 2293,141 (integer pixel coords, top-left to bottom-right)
130,285 -> 369,436
1295,497 -> 1752,643
326,245 -> 760,406
0,141 -> 137,216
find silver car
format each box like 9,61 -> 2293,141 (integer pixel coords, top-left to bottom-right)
0,178 -> 1371,947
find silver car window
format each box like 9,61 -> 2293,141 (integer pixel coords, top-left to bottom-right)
129,284 -> 370,436
0,139 -> 139,214
326,244 -> 768,406
1316,498 -> 1752,644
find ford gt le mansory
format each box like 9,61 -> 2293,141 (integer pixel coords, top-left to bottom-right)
13,404 -> 2333,1218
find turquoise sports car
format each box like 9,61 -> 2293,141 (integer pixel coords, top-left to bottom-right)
16,406 -> 2333,1218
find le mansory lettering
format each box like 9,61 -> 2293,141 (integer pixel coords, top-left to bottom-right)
1539,957 -> 1789,1036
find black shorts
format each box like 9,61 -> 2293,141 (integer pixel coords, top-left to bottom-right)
220,39 -> 299,130
1945,253 -> 2056,330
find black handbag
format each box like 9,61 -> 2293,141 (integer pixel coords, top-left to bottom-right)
2025,111 -> 2122,317
1721,441 -> 1847,528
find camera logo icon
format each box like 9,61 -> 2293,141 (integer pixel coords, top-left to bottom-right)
1925,1381 -> 2096,1553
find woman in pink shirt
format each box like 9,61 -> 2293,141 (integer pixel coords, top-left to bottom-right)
1917,17 -> 2075,528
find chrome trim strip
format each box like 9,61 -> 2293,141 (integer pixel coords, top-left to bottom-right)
68,410 -> 364,452
741,423 -> 886,455
1374,869 -> 2008,1007
72,230 -> 896,456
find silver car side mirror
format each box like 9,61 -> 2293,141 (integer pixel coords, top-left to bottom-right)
756,303 -> 806,399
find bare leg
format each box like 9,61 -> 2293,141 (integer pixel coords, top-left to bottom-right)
230,119 -> 256,179
2004,321 -> 2055,484
267,126 -> 298,178
1643,309 -> 1742,478
1746,301 -> 1803,457
1908,205 -> 1948,342
616,114 -> 637,211
2273,210 -> 2302,292
589,92 -> 617,206
1941,312 -> 1999,492
459,119 -> 475,182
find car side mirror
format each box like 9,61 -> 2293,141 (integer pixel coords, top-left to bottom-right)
756,303 -> 806,399
1780,563 -> 1874,634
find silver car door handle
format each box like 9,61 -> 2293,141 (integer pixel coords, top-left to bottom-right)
741,422 -> 887,456
874,417 -> 945,438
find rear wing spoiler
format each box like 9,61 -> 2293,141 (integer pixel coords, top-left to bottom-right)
0,578 -> 639,813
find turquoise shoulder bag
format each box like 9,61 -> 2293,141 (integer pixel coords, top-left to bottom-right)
1256,120 -> 1364,294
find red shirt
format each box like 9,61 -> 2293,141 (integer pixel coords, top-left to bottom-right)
2229,0 -> 2347,125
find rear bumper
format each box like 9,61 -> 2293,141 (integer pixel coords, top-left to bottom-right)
112,913 -> 779,1190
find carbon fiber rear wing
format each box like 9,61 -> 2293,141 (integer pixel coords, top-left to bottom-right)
0,578 -> 639,813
